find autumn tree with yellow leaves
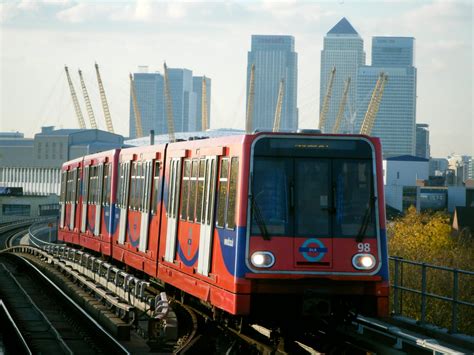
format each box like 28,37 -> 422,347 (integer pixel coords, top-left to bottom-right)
387,206 -> 474,335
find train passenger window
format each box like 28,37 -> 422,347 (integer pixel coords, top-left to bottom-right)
216,159 -> 229,228
102,164 -> 111,206
136,162 -> 143,211
142,161 -> 152,213
76,168 -> 82,204
83,166 -> 89,204
130,162 -> 137,210
71,169 -> 77,205
196,159 -> 206,223
60,171 -> 66,204
226,157 -> 239,230
151,161 -> 160,215
117,164 -> 123,207
207,160 -> 216,225
180,160 -> 191,220
188,160 -> 199,222
88,167 -> 95,204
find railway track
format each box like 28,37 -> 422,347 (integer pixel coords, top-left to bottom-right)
0,253 -> 129,354
2,233 -> 471,354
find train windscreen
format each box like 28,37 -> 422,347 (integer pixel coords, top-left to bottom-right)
250,137 -> 376,239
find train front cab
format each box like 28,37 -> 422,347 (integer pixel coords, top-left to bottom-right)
79,149 -> 119,256
111,145 -> 165,276
243,133 -> 389,319
58,157 -> 83,245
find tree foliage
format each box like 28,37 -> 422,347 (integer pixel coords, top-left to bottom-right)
387,206 -> 474,335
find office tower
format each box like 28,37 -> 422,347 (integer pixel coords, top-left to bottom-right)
246,35 -> 298,131
129,71 -> 164,138
320,18 -> 365,133
193,77 -> 212,131
130,68 -> 209,138
416,123 -> 430,159
355,37 -> 417,158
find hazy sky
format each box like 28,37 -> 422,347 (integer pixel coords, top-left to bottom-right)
0,0 -> 472,157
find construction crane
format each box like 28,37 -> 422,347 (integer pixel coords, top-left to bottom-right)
360,72 -> 388,135
64,66 -> 87,129
332,77 -> 351,134
129,73 -> 144,138
201,76 -> 208,131
319,66 -> 336,132
245,64 -> 256,134
272,79 -> 285,132
78,69 -> 98,129
94,63 -> 114,133
163,62 -> 176,143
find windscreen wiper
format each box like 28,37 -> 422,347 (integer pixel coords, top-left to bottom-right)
356,196 -> 376,243
251,195 -> 270,240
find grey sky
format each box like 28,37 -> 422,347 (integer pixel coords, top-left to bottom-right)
0,0 -> 472,157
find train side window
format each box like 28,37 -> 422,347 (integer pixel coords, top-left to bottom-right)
136,162 -> 143,211
76,168 -> 82,204
188,160 -> 198,222
88,166 -> 95,205
226,157 -> 239,230
151,161 -> 160,215
180,160 -> 191,220
196,159 -> 206,223
117,164 -> 123,207
83,166 -> 90,204
71,169 -> 77,205
102,163 -> 110,206
216,159 -> 229,228
129,162 -> 137,210
60,171 -> 67,204
142,161 -> 152,213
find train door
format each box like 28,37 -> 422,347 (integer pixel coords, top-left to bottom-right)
81,166 -> 89,232
118,161 -> 131,244
164,158 -> 181,262
197,156 -> 217,276
94,164 -> 104,236
139,161 -> 153,252
69,168 -> 77,230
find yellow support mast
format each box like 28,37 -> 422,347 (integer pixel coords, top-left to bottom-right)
201,76 -> 208,131
360,72 -> 388,135
163,62 -> 176,143
64,66 -> 86,129
78,69 -> 98,129
129,73 -> 144,138
94,63 -> 114,133
319,66 -> 336,132
332,77 -> 351,134
245,64 -> 255,134
272,79 -> 285,132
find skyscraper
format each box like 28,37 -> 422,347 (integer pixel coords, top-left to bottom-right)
246,35 -> 298,131
192,77 -> 212,131
320,18 -> 365,133
416,123 -> 430,159
355,37 -> 417,158
130,68 -> 210,138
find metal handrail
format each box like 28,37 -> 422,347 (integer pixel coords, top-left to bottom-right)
390,256 -> 474,334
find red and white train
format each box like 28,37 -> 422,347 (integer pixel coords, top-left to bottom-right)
59,131 -> 389,320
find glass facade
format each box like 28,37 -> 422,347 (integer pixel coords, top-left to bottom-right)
130,69 -> 209,138
416,123 -> 430,159
355,36 -> 417,158
320,18 -> 366,134
246,35 -> 298,131
192,76 -> 212,131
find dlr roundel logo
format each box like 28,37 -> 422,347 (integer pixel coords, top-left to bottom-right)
299,238 -> 328,262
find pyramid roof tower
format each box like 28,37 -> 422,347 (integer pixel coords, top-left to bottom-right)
327,17 -> 359,35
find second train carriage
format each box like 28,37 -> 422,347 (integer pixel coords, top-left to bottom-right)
59,131 -> 389,319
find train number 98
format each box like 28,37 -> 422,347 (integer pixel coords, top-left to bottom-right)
357,243 -> 371,253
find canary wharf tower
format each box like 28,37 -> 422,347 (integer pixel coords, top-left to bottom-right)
319,18 -> 365,133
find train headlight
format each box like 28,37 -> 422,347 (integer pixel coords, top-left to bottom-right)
352,254 -> 376,270
250,252 -> 275,268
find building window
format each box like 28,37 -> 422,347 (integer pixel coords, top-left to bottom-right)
2,204 -> 30,216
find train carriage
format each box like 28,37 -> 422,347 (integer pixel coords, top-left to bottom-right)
79,149 -> 120,255
58,157 -> 83,245
157,135 -> 246,314
112,145 -> 166,276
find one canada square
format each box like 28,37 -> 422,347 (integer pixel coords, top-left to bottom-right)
319,18 -> 365,133
246,35 -> 298,131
